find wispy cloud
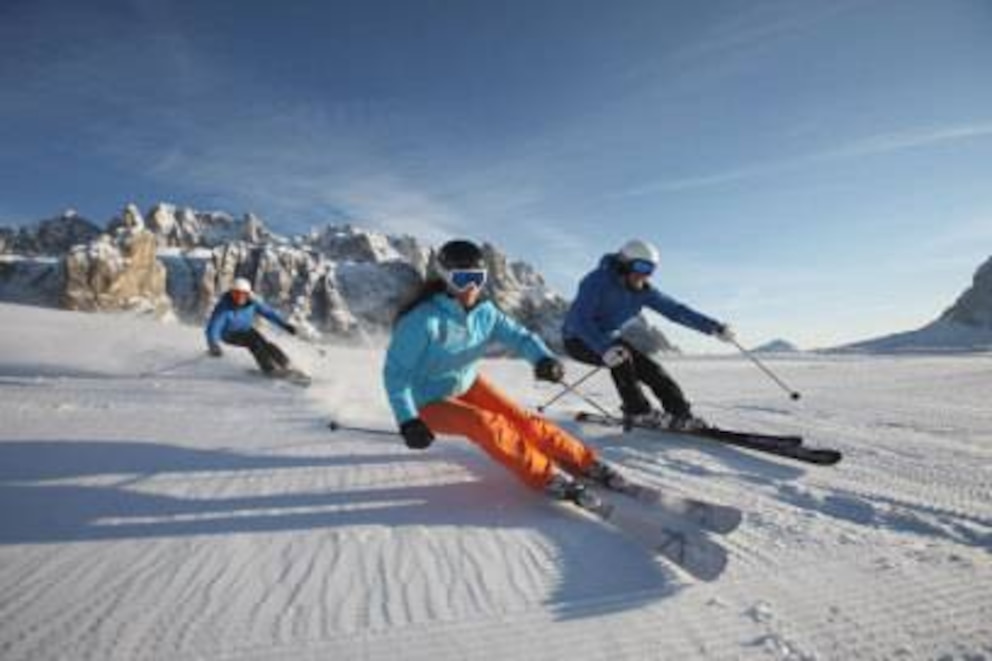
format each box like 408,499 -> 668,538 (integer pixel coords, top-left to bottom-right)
37,11 -> 469,243
0,2 -> 473,242
514,221 -> 601,293
621,1 -> 863,97
0,1 -> 205,122
667,2 -> 857,68
612,120 -> 992,199
921,213 -> 992,253
333,174 -> 468,244
614,164 -> 776,198
130,107 -> 469,241
821,122 -> 992,160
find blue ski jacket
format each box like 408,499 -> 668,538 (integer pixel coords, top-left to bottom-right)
205,293 -> 290,348
563,254 -> 723,355
383,293 -> 553,424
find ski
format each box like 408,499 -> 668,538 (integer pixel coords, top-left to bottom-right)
575,411 -> 802,446
250,367 -> 312,388
328,418 -> 729,579
558,486 -> 728,582
575,411 -> 842,466
582,471 -> 741,534
689,425 -> 802,447
279,368 -> 312,387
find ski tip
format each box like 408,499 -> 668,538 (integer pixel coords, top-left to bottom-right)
816,450 -> 843,465
688,560 -> 728,582
654,534 -> 728,582
720,510 -> 745,535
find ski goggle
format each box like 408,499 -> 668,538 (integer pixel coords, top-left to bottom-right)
628,259 -> 655,276
444,268 -> 488,292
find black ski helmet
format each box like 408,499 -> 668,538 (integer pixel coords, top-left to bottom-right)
437,239 -> 485,270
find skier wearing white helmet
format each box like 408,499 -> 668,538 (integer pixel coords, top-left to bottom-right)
205,277 -> 301,377
618,239 -> 660,266
563,239 -> 735,430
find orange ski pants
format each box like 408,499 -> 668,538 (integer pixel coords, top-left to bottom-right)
419,376 -> 597,490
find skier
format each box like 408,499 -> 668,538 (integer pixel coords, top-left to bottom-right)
383,239 -> 624,504
562,239 -> 735,430
205,277 -> 300,377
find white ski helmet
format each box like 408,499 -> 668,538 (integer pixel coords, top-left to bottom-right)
618,239 -> 660,266
231,277 -> 253,295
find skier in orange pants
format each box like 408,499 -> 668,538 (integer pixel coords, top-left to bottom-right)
419,375 -> 594,490
383,239 -> 626,502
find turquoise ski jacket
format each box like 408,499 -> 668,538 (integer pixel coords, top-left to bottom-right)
383,293 -> 553,424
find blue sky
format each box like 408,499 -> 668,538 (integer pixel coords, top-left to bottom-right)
2,0 -> 991,350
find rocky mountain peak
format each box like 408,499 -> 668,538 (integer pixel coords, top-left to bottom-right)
0,210 -> 102,256
832,254 -> 992,353
0,203 -> 574,348
939,255 -> 992,329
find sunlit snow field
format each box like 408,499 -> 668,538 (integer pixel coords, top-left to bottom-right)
1,303 -> 989,660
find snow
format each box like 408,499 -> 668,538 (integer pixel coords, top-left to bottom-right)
836,319 -> 992,353
1,302 -> 990,660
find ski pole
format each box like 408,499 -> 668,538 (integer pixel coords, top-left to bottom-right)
290,333 -> 328,358
535,367 -> 621,424
327,420 -> 398,436
274,321 -> 328,358
137,353 -> 208,379
328,420 -> 467,440
564,385 -> 622,423
536,365 -> 602,413
731,338 -> 802,401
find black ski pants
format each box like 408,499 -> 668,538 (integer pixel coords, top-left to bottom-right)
222,329 -> 290,373
563,337 -> 691,417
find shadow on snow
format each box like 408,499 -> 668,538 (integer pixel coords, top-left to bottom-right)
0,439 -> 680,620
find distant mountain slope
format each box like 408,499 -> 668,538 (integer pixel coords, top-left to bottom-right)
752,339 -> 800,353
834,256 -> 992,353
837,320 -> 992,353
940,255 -> 992,329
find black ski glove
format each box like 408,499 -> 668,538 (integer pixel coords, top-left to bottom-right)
534,357 -> 565,383
283,323 -> 298,335
208,344 -> 223,357
400,418 -> 435,450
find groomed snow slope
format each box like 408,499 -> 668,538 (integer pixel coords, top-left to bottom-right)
1,303 -> 989,660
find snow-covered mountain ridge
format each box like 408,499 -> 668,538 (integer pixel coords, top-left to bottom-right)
752,339 -> 800,354
5,205 -> 990,354
834,255 -> 992,353
0,204 -> 568,347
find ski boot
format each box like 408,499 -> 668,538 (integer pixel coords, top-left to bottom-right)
545,472 -> 605,512
584,460 -> 631,492
668,412 -> 709,432
624,408 -> 673,430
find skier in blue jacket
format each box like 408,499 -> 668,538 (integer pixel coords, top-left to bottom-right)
563,239 -> 735,430
384,239 -> 627,505
205,277 -> 298,374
